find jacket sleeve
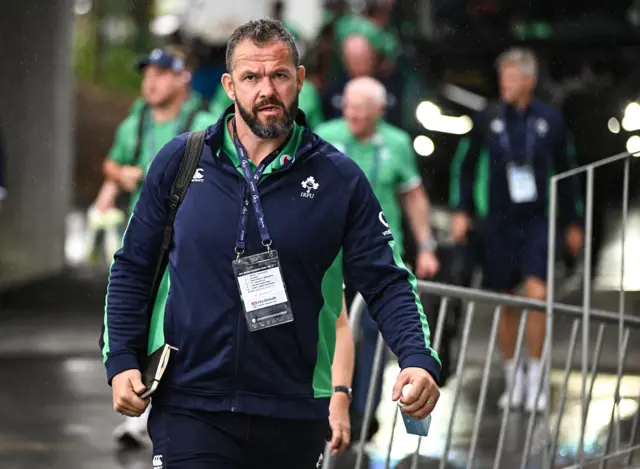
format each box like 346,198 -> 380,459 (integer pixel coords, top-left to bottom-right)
553,119 -> 584,226
101,135 -> 187,384
341,162 -> 441,383
449,111 -> 485,213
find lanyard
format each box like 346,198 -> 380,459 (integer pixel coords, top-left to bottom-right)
147,121 -> 180,163
232,119 -> 276,257
146,107 -> 185,165
497,107 -> 537,164
347,136 -> 382,190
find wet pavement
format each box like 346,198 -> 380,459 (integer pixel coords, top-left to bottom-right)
0,264 -> 639,469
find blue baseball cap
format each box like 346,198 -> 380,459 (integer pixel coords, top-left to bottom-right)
135,48 -> 186,73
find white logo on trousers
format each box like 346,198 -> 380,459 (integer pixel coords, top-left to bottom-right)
153,455 -> 163,469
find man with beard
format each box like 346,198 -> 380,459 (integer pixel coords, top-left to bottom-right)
95,46 -> 215,446
103,19 -> 440,468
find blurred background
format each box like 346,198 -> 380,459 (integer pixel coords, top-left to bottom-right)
1,1 -> 640,468
3,0 -> 640,287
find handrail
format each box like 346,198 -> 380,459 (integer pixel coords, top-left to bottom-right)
415,279 -> 640,328
560,443 -> 640,469
551,151 -> 631,181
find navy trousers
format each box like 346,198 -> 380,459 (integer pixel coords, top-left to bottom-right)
148,405 -> 329,468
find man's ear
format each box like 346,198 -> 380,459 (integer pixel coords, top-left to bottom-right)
296,66 -> 306,93
221,73 -> 235,101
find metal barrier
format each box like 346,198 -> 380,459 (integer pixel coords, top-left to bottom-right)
547,151 -> 634,469
321,151 -> 640,469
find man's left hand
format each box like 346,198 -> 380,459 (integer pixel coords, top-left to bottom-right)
392,367 -> 440,420
414,250 -> 440,279
328,393 -> 351,455
565,224 -> 583,257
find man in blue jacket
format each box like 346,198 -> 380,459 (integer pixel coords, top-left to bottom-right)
449,47 -> 583,413
102,18 -> 440,468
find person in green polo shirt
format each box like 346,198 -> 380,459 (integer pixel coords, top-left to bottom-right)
95,46 -> 215,217
93,45 -> 215,447
321,8 -> 401,82
315,75 -> 439,441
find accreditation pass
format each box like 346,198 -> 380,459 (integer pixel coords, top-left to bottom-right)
232,250 -> 294,332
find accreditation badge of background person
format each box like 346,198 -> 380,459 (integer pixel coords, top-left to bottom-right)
103,18 -> 441,468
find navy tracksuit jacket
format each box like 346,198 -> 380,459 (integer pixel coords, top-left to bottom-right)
102,108 -> 441,421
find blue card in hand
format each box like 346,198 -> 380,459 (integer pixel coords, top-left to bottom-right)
398,384 -> 432,437
400,406 -> 432,436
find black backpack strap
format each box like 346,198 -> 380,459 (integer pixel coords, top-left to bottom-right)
145,130 -> 207,329
99,131 -> 206,358
132,103 -> 149,166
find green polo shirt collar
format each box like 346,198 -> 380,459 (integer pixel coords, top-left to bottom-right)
220,114 -> 304,177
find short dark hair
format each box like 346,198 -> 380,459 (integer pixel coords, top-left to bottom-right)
225,19 -> 300,72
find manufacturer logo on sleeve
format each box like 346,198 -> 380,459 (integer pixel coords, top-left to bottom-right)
379,211 -> 392,236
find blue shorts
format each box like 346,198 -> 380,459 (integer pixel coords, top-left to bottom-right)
148,405 -> 329,469
480,217 -> 550,291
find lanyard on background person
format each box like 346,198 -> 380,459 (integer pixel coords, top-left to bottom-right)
369,138 -> 382,191
497,106 -> 537,164
347,136 -> 382,191
498,107 -> 539,203
146,105 -> 186,163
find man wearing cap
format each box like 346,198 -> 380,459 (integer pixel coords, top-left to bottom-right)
94,45 -> 216,445
95,46 -> 214,218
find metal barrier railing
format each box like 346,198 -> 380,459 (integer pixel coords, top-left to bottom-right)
547,151 -> 634,469
321,151 -> 639,469
322,282 -> 640,469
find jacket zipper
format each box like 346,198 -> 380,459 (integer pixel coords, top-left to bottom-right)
222,140 -> 316,412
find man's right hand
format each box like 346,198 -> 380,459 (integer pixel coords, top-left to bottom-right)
450,212 -> 470,244
112,369 -> 149,417
119,165 -> 144,193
